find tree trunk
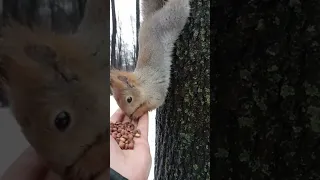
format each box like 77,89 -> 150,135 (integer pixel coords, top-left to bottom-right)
212,0 -> 320,179
110,0 -> 117,68
135,0 -> 140,67
117,32 -> 123,69
154,0 -> 210,180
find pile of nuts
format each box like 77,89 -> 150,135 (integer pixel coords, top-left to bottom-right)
110,121 -> 141,150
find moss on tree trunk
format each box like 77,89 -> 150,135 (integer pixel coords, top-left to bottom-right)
212,0 -> 320,179
154,0 -> 210,179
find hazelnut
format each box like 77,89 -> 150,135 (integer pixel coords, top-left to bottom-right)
119,142 -> 125,149
128,142 -> 134,149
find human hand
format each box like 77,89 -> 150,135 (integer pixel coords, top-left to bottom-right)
0,146 -> 49,180
0,145 -> 106,180
110,109 -> 152,180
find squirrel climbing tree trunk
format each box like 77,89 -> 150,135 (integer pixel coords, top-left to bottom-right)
212,0 -> 320,179
154,0 -> 210,179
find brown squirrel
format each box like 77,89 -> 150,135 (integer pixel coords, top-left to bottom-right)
0,0 -> 109,180
110,0 -> 190,121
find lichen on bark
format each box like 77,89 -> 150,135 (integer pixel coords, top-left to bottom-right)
212,0 -> 320,179
154,0 -> 210,179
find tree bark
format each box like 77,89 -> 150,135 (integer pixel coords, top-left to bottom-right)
154,0 -> 210,180
212,0 -> 320,179
110,0 -> 117,68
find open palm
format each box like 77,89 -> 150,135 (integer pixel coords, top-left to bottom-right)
110,109 -> 152,180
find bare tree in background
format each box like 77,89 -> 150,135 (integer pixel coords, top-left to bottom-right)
115,17 -> 135,71
135,0 -> 140,66
109,1 -> 138,71
110,0 -> 117,68
116,15 -> 123,69
130,15 -> 137,69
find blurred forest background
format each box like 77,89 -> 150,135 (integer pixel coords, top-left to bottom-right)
0,0 -> 140,106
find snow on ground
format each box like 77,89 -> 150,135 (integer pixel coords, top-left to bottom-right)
0,96 -> 156,179
110,96 -> 156,180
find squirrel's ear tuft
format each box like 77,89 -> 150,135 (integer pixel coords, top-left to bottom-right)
117,75 -> 135,88
110,70 -> 120,89
24,44 -> 57,65
110,70 -> 136,89
110,70 -> 127,89
117,75 -> 128,84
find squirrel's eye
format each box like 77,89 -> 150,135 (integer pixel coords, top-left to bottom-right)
126,97 -> 133,103
55,111 -> 71,132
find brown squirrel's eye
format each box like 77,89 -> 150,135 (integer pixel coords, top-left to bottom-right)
126,97 -> 132,103
55,111 -> 71,132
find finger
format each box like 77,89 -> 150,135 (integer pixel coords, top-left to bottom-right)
109,135 -> 122,154
110,108 -> 125,123
136,112 -> 149,140
122,115 -> 132,123
0,146 -> 48,180
109,136 -> 126,171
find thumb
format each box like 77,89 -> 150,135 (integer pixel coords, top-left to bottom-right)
136,112 -> 149,141
0,147 -> 48,180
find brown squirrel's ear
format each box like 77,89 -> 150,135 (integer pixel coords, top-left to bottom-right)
110,70 -> 135,89
117,75 -> 135,88
110,70 -> 123,89
23,44 -> 57,65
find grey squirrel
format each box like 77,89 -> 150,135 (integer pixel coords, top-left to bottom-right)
110,0 -> 190,121
0,0 -> 109,179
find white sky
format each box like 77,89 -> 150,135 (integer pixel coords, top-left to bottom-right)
110,0 -> 143,52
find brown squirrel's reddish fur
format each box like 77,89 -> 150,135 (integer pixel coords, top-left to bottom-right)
110,0 -> 190,121
0,23 -> 109,180
0,0 -> 109,179
111,69 -> 162,121
110,69 -> 147,120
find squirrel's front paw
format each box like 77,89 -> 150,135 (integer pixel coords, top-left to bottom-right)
130,109 -> 146,121
130,111 -> 144,121
130,103 -> 152,121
